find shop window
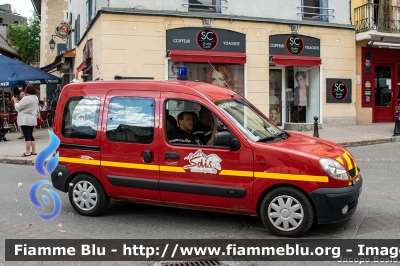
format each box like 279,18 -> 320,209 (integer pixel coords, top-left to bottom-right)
285,66 -> 320,124
188,0 -> 221,13
168,62 -> 245,97
301,0 -> 329,22
62,96 -> 101,139
106,97 -> 155,144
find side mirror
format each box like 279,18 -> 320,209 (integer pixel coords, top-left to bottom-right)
214,131 -> 240,151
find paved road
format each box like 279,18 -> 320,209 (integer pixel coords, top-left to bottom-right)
0,142 -> 399,265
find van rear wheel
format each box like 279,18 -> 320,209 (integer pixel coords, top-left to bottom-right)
260,186 -> 314,237
68,174 -> 110,216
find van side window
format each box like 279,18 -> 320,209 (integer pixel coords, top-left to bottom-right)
62,96 -> 100,139
106,97 -> 154,144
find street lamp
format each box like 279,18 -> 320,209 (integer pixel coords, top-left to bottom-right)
49,36 -> 56,52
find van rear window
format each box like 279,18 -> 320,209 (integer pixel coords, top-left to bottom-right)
106,97 -> 155,144
61,96 -> 101,140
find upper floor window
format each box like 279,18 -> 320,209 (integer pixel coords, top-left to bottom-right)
0,18 -> 3,23
86,0 -> 96,26
74,15 -> 80,45
301,0 -> 330,22
188,0 -> 222,13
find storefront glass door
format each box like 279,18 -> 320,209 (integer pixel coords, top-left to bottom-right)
269,68 -> 285,128
373,64 -> 397,122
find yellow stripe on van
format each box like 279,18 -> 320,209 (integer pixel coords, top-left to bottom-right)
160,166 -> 186,173
101,161 -> 159,171
58,156 -> 327,183
219,170 -> 253,177
59,157 -> 100,165
336,157 -> 344,165
342,153 -> 353,169
254,172 -> 329,182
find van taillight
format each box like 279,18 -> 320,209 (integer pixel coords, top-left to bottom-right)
53,120 -> 57,133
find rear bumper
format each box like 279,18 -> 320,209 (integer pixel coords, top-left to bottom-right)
308,176 -> 363,224
50,164 -> 70,193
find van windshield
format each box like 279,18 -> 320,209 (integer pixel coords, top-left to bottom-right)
216,99 -> 287,142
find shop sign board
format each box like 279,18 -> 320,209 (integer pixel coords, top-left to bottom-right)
166,27 -> 246,53
55,21 -> 73,39
269,34 -> 320,57
326,78 -> 352,103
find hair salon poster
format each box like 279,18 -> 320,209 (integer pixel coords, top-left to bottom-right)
326,79 -> 352,103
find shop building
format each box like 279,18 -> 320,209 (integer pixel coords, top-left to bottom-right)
64,1 -> 356,129
354,0 -> 400,124
32,0 -> 69,101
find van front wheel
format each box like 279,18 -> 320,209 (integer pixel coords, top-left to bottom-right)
260,187 -> 314,237
68,174 -> 110,216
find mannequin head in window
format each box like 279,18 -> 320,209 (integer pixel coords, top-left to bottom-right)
205,65 -> 233,89
170,62 -> 180,77
269,105 -> 281,125
295,71 -> 307,89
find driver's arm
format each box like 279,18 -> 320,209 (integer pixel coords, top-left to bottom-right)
206,121 -> 218,145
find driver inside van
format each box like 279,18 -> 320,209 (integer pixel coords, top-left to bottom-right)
169,111 -> 202,145
193,107 -> 218,146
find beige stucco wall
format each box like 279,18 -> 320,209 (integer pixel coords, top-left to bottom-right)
75,13 -> 356,125
39,0 -> 68,100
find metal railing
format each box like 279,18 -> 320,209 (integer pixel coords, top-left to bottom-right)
297,5 -> 335,21
184,0 -> 227,12
355,2 -> 400,33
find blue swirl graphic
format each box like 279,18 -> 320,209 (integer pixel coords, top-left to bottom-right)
29,180 -> 61,220
35,130 -> 60,176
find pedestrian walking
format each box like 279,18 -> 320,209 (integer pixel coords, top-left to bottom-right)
12,85 -> 39,157
18,91 -> 25,139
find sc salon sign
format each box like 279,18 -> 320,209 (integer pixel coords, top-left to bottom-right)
326,79 -> 352,103
166,27 -> 246,53
269,34 -> 320,56
197,29 -> 218,50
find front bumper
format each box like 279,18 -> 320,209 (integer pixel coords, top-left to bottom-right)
50,164 -> 71,193
308,176 -> 363,224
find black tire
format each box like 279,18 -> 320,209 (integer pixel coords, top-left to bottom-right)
260,186 -> 314,237
68,174 -> 110,216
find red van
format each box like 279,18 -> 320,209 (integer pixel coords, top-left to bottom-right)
51,80 -> 362,237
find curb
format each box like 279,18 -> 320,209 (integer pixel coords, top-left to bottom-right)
337,137 -> 399,147
0,157 -> 35,165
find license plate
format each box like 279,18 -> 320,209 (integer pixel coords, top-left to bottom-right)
359,187 -> 362,196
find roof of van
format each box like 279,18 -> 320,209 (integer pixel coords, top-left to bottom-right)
63,80 -> 242,102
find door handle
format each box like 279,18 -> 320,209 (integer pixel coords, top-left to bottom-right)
143,150 -> 152,163
392,92 -> 394,98
165,152 -> 180,159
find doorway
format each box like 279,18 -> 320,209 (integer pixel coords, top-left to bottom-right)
269,67 -> 285,128
373,64 -> 397,122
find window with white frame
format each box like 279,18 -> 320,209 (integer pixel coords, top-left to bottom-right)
188,0 -> 222,13
301,0 -> 329,22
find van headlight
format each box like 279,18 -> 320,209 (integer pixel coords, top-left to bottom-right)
319,158 -> 350,180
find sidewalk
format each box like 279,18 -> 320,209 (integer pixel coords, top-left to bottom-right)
0,123 -> 399,165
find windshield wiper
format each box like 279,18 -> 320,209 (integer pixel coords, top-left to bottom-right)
257,132 -> 290,142
257,136 -> 280,142
277,131 -> 290,139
